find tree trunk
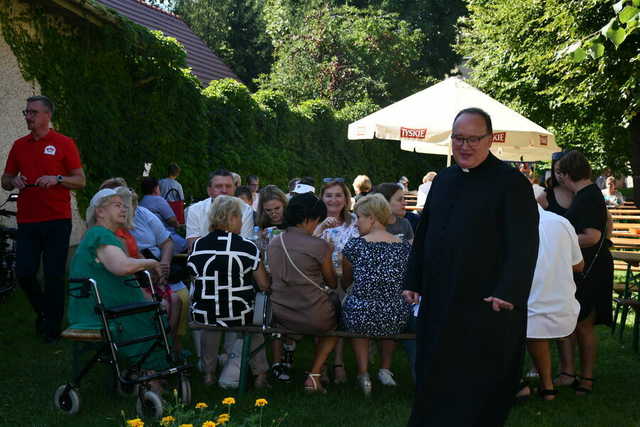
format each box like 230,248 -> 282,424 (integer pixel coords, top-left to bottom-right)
632,115 -> 640,205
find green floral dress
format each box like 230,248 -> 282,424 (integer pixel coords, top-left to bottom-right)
68,226 -> 168,370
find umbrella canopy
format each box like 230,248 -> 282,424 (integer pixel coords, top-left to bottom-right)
348,77 -> 559,163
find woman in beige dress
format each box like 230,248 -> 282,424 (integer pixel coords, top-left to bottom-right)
268,193 -> 338,393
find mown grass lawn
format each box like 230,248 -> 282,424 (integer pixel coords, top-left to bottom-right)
1,290 -> 639,427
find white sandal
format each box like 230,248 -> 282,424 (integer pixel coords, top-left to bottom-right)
304,373 -> 326,394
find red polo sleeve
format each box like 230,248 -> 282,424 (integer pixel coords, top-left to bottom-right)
62,139 -> 82,170
4,143 -> 20,176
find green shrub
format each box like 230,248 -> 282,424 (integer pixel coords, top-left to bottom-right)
1,0 -> 437,212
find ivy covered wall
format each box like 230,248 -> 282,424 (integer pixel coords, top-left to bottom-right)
0,0 -> 438,212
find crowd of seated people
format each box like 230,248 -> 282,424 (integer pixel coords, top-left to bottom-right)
64,154 -> 615,401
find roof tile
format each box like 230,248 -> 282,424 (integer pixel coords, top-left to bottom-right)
96,0 -> 239,86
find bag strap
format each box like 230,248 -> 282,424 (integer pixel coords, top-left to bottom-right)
164,187 -> 180,200
278,233 -> 329,293
581,207 -> 607,280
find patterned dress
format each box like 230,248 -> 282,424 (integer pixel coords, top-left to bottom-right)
341,237 -> 412,335
187,230 -> 259,326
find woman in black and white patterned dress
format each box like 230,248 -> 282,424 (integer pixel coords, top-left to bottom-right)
341,194 -> 412,395
188,195 -> 271,388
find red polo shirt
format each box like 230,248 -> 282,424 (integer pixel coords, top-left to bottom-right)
4,130 -> 82,223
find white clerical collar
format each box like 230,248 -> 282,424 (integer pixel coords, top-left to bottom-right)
462,168 -> 470,173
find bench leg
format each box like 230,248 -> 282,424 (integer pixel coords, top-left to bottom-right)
612,299 -> 621,336
238,333 -> 252,397
633,310 -> 639,353
620,305 -> 630,341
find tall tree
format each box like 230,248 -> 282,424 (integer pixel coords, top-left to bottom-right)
173,0 -> 273,89
458,0 -> 640,187
259,3 -> 428,109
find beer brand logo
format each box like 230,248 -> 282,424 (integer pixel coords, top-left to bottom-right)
355,126 -> 367,137
400,127 -> 428,139
539,135 -> 548,146
492,132 -> 506,143
44,145 -> 56,155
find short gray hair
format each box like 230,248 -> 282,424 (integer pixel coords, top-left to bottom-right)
86,194 -> 119,228
209,195 -> 243,232
27,95 -> 54,114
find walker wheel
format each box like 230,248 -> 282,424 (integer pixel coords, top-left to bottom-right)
54,385 -> 80,415
178,375 -> 191,405
117,369 -> 140,396
136,390 -> 163,419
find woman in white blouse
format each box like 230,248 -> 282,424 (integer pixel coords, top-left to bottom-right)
518,205 -> 584,401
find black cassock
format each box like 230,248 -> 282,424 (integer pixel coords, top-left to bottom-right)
405,154 -> 539,427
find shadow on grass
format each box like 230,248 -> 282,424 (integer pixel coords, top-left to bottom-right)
0,291 -> 638,426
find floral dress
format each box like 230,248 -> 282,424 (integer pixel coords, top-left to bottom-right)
341,237 -> 412,335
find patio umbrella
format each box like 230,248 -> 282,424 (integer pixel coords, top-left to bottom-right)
348,77 -> 559,165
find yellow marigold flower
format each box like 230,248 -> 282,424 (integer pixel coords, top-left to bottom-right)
195,402 -> 208,409
160,415 -> 176,426
127,419 -> 144,427
217,413 -> 230,424
222,397 -> 236,405
202,421 -> 217,427
255,398 -> 268,407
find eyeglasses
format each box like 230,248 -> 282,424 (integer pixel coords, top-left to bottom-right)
323,177 -> 345,183
22,109 -> 45,117
451,133 -> 491,147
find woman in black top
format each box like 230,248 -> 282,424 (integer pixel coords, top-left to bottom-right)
537,151 -> 573,216
554,151 -> 613,395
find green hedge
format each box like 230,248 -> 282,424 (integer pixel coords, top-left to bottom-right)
1,0 -> 439,212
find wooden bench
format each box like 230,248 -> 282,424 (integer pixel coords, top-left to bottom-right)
609,206 -> 640,272
189,323 -> 416,395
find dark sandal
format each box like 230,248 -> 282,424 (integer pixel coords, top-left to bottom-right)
538,388 -> 558,400
554,372 -> 578,387
574,377 -> 594,395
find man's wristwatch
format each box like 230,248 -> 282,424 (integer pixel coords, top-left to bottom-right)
56,175 -> 63,184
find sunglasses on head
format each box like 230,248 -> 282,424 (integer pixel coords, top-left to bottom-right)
323,177 -> 345,183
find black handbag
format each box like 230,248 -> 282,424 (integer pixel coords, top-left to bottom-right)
252,291 -> 272,328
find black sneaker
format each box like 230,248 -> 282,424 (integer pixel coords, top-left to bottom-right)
282,347 -> 295,368
271,363 -> 291,382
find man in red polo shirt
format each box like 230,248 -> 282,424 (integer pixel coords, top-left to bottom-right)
2,95 -> 86,343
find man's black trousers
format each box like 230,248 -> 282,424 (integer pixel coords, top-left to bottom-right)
16,219 -> 71,339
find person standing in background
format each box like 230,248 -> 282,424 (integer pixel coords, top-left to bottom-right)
2,95 -> 86,343
403,108 -> 538,426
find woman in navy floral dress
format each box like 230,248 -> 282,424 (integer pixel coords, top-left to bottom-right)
341,194 -> 412,395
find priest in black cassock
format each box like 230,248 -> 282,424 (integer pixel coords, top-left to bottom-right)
403,108 -> 539,427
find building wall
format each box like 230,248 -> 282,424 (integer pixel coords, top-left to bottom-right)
0,24 -> 86,246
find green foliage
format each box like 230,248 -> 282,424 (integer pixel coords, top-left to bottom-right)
259,4 -> 427,109
1,0 -> 436,213
341,0 -> 468,78
0,0 -> 209,210
560,0 -> 640,61
173,0 -> 273,90
458,0 -> 640,173
202,78 -> 440,190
